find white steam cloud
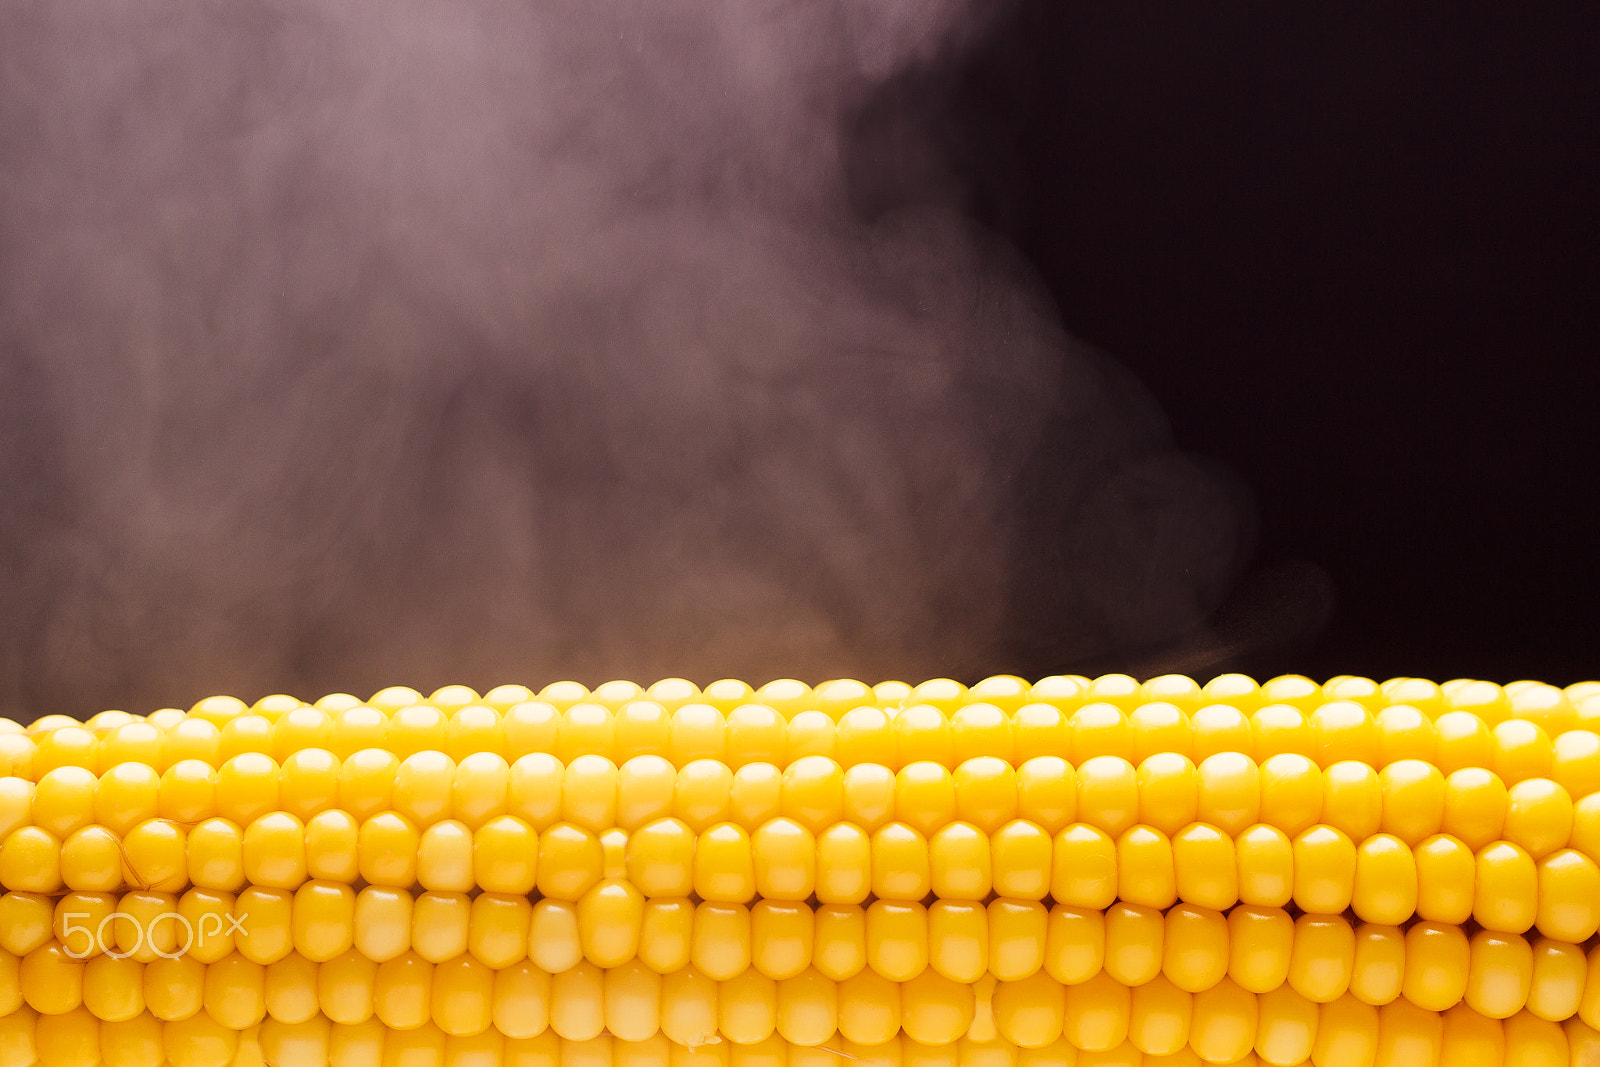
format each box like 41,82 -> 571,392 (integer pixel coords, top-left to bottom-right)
0,0 -> 1251,716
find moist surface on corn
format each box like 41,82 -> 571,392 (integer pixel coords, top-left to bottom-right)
2,672 -> 1598,1065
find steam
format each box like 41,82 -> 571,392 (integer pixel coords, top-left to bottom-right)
0,0 -> 1250,717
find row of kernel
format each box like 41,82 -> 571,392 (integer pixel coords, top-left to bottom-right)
23,1005 -> 1519,1067
9,883 -> 1600,1020
7,745 -> 1600,872
0,1007 -> 1294,1067
2,806 -> 1597,943
6,942 -> 1594,1064
17,675 -> 1600,783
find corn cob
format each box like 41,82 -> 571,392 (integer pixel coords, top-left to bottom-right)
2,673 -> 1598,1067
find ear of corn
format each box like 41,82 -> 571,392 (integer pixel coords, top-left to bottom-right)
1,673 -> 1598,1065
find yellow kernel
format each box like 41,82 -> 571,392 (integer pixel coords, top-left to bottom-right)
675,760 -> 733,833
357,813 -> 418,889
536,681 -> 589,713
1251,705 -> 1313,762
466,893 -> 531,970
100,722 -> 165,775
992,819 -> 1051,900
55,890 -> 116,960
507,753 -> 562,829
1376,704 -> 1438,767
218,714 -> 274,762
394,750 -> 457,827
32,727 -> 97,777
841,764 -> 895,832
178,888 -> 239,964
1312,993 -> 1379,1067
730,762 -> 782,830
386,704 -> 448,761
373,951 -> 433,1030
835,968 -> 896,1047
1320,760 -> 1381,841
814,824 -> 871,906
726,705 -> 786,769
1503,1010 -> 1568,1067
949,704 -> 1012,765
1350,923 -> 1405,1006
1466,930 -> 1533,1019
433,954 -> 494,1037
927,900 -> 986,983
1015,757 -> 1076,836
163,1010 -> 239,1063
954,758 -> 1018,834
1292,824 -> 1356,914
784,711 -> 837,766
695,822 -> 756,904
292,880 -> 355,962
1527,938 -> 1586,1023
1069,704 -> 1133,765
537,822 -> 604,901
214,753 -> 279,826
1010,705 -> 1069,766
1051,824 -> 1116,911
0,734 -> 36,779
1162,903 -> 1227,993
1552,730 -> 1600,801
59,826 -> 122,893
271,706 -> 332,763
1353,834 -> 1418,925
988,898 -> 1047,982
1435,711 -> 1496,775
1256,985 -> 1316,1065
242,812 -> 308,890
1076,757 -> 1138,838
1536,848 -> 1600,943
100,1011 -> 163,1067
332,706 -> 389,761
1476,841 -> 1539,934
1191,704 -> 1253,763
670,704 -> 727,766
1189,977 -> 1256,1064
1103,902 -> 1163,987
0,826 -> 60,893
186,818 -> 246,892
1443,767 -> 1509,850
142,954 -> 204,1021
579,879 -> 644,968
1196,753 -> 1260,836
894,762 -> 955,839
493,963 -> 551,1040
1508,681 -> 1574,737
305,809 -> 360,884
233,886 -> 293,965
780,757 -> 845,835
869,822 -> 929,902
1166,823 -> 1234,912
557,703 -> 615,765
1260,675 -> 1323,714
1493,719 -> 1554,784
1227,905 -> 1293,994
1324,675 -> 1384,711
1288,914 -> 1354,1003
835,706 -> 893,769
1235,824 -> 1294,908
1379,759 -> 1446,845
615,756 -> 675,832
1126,973 -> 1189,1055
0,779 -> 32,842
1504,777 -> 1574,858
1402,921 -> 1470,1012
264,951 -> 319,1025
32,766 -> 97,839
279,748 -> 340,823
1415,833 -> 1476,924
753,818 -> 817,901
637,897 -> 693,976
1129,702 -> 1193,764
1135,755 -> 1197,839
1060,969 -> 1128,1052
412,890 -> 471,964
866,899 -> 928,983
1117,825 -> 1175,910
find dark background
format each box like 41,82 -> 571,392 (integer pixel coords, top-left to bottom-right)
905,3 -> 1599,685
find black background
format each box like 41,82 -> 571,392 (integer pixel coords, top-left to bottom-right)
898,3 -> 1599,685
